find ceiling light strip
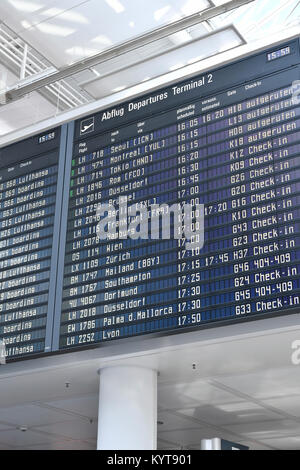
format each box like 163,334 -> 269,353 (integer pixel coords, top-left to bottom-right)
4,0 -> 253,103
81,25 -> 243,91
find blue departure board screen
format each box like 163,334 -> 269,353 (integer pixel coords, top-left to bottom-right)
0,129 -> 63,359
56,38 -> 300,352
2,38 -> 300,361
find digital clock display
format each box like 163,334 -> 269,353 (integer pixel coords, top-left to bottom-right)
267,46 -> 291,62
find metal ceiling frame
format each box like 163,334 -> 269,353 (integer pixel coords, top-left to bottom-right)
0,22 -> 91,109
79,24 -> 246,94
1,0 -> 254,104
1,22 -> 300,148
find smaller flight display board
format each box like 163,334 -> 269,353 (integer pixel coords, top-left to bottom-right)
0,129 -> 62,360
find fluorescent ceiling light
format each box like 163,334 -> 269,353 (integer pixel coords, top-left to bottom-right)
218,37 -> 241,52
41,8 -> 89,24
129,21 -> 135,28
237,413 -> 267,418
170,30 -> 192,45
8,0 -> 43,12
181,0 -> 209,16
21,20 -> 32,29
92,69 -> 101,77
154,6 -> 171,21
212,0 -> 235,4
91,35 -> 113,46
217,403 -> 260,412
105,0 -> 125,14
36,23 -> 75,37
66,47 -> 99,57
112,86 -> 126,92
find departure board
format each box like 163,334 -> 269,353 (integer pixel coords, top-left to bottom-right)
0,129 -> 63,360
3,38 -> 300,362
56,38 -> 300,351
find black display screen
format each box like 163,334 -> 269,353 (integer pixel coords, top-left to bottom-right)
57,39 -> 300,351
0,129 -> 61,359
2,38 -> 300,361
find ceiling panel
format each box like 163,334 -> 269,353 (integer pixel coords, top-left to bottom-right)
157,427 -> 208,448
261,396 -> 300,419
0,404 -> 78,427
0,428 -> 61,447
44,394 -> 99,419
157,411 -> 205,432
1,0 -> 300,140
0,0 -> 93,32
177,403 -> 284,427
0,443 -> 15,449
34,419 -> 98,440
236,441 -> 273,450
0,0 -> 212,67
0,423 -> 15,431
223,419 -> 300,440
0,364 -> 99,409
0,64 -> 55,128
0,338 -> 299,448
259,436 -> 300,451
215,368 -> 300,400
212,0 -> 300,42
24,439 -> 96,450
159,381 -> 245,412
157,439 -> 181,450
0,65 -> 57,135
0,94 -> 57,136
83,27 -> 243,99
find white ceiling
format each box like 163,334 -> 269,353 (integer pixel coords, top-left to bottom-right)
212,0 -> 300,41
82,26 -> 243,100
0,64 -> 57,136
2,0 -> 300,137
0,0 -> 239,135
0,0 -> 213,67
1,315 -> 300,450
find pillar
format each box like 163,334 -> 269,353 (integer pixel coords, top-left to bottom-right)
97,366 -> 157,450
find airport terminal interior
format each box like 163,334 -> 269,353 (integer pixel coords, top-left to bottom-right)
1,0 -> 300,451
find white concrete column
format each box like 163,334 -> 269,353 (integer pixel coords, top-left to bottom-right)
201,438 -> 222,450
97,366 -> 157,450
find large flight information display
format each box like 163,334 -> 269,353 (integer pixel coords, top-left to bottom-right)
0,129 -> 63,359
2,38 -> 300,361
57,38 -> 300,351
